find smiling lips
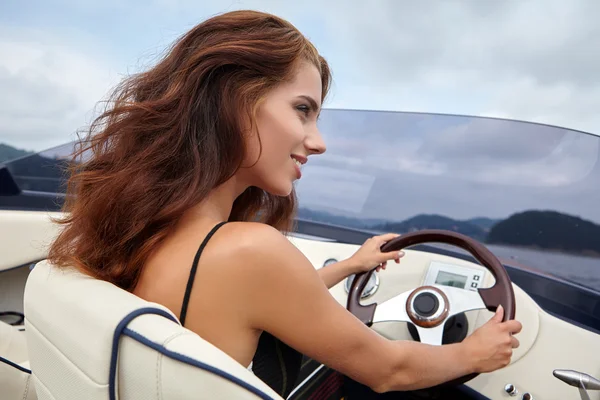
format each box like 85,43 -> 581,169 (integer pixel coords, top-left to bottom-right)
291,154 -> 306,179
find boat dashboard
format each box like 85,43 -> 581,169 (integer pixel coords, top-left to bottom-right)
288,235 -> 600,399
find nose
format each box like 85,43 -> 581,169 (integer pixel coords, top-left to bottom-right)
305,126 -> 327,155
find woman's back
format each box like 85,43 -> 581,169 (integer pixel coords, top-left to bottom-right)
134,219 -> 264,369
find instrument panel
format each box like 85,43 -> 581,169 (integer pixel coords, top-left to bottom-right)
423,261 -> 486,291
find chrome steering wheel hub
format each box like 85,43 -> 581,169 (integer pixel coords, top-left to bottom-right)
406,286 -> 449,328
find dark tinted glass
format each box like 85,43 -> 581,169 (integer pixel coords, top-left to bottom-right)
295,110 -> 600,291
3,142 -> 76,194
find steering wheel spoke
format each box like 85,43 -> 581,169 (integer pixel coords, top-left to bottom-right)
372,289 -> 412,324
441,285 -> 487,317
415,324 -> 445,346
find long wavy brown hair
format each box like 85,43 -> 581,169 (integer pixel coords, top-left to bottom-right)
47,10 -> 332,291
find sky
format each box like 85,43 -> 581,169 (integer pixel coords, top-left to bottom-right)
2,0 -> 600,152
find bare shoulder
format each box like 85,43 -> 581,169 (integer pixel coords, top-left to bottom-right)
218,221 -> 291,243
207,222 -> 318,291
211,221 -> 312,276
204,220 -> 320,292
217,221 -> 288,244
205,221 -> 324,324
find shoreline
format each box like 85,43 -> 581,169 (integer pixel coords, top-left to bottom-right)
485,242 -> 600,260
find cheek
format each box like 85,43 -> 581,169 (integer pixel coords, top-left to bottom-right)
241,128 -> 285,172
259,115 -> 302,159
246,103 -> 306,175
244,133 -> 262,164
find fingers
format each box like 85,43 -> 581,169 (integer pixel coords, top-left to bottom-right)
378,250 -> 405,263
511,336 -> 520,349
356,233 -> 403,273
490,306 -> 522,335
372,234 -> 403,264
504,320 -> 523,335
491,305 -> 504,322
371,233 -> 400,243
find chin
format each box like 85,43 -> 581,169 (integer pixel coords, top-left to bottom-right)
268,185 -> 294,197
260,179 -> 294,197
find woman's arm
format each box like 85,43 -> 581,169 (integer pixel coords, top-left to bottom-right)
318,233 -> 404,289
316,258 -> 359,289
228,223 -> 521,393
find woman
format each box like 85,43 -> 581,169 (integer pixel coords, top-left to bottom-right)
47,9 -> 522,399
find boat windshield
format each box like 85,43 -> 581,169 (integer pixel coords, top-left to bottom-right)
2,109 -> 599,291
295,109 -> 600,292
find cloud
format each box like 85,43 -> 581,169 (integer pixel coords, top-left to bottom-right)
312,0 -> 600,135
316,109 -> 599,188
0,30 -> 119,151
295,165 -> 375,213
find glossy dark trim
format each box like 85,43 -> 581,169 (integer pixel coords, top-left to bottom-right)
0,165 -> 20,195
0,190 -> 65,211
456,384 -> 491,399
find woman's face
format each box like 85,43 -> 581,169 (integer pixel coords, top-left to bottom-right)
240,61 -> 326,196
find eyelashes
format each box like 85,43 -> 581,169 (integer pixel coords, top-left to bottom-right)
296,104 -> 311,116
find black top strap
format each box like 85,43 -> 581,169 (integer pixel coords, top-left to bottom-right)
180,221 -> 228,326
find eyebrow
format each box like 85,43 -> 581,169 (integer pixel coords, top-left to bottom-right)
298,95 -> 321,116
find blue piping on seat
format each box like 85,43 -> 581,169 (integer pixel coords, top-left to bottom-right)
0,355 -> 31,374
109,307 -> 276,400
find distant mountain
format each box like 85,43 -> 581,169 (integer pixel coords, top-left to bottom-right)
296,208 -> 599,256
296,208 -> 386,229
371,214 -> 488,241
487,210 -> 600,256
297,208 -> 489,241
466,217 -> 500,231
0,143 -> 31,163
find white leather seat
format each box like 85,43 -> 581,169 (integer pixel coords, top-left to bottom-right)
0,320 -> 37,400
23,260 -> 284,400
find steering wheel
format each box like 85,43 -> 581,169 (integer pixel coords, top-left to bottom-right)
346,229 -> 516,386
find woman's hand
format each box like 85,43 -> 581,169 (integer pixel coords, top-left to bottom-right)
462,305 -> 522,373
347,233 -> 405,274
317,233 -> 405,289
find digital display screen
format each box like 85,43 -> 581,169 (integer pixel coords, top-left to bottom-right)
435,271 -> 468,288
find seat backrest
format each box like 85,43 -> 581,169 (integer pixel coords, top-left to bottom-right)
23,260 -> 283,400
0,321 -> 37,400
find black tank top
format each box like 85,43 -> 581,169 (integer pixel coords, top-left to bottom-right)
179,222 -> 303,398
